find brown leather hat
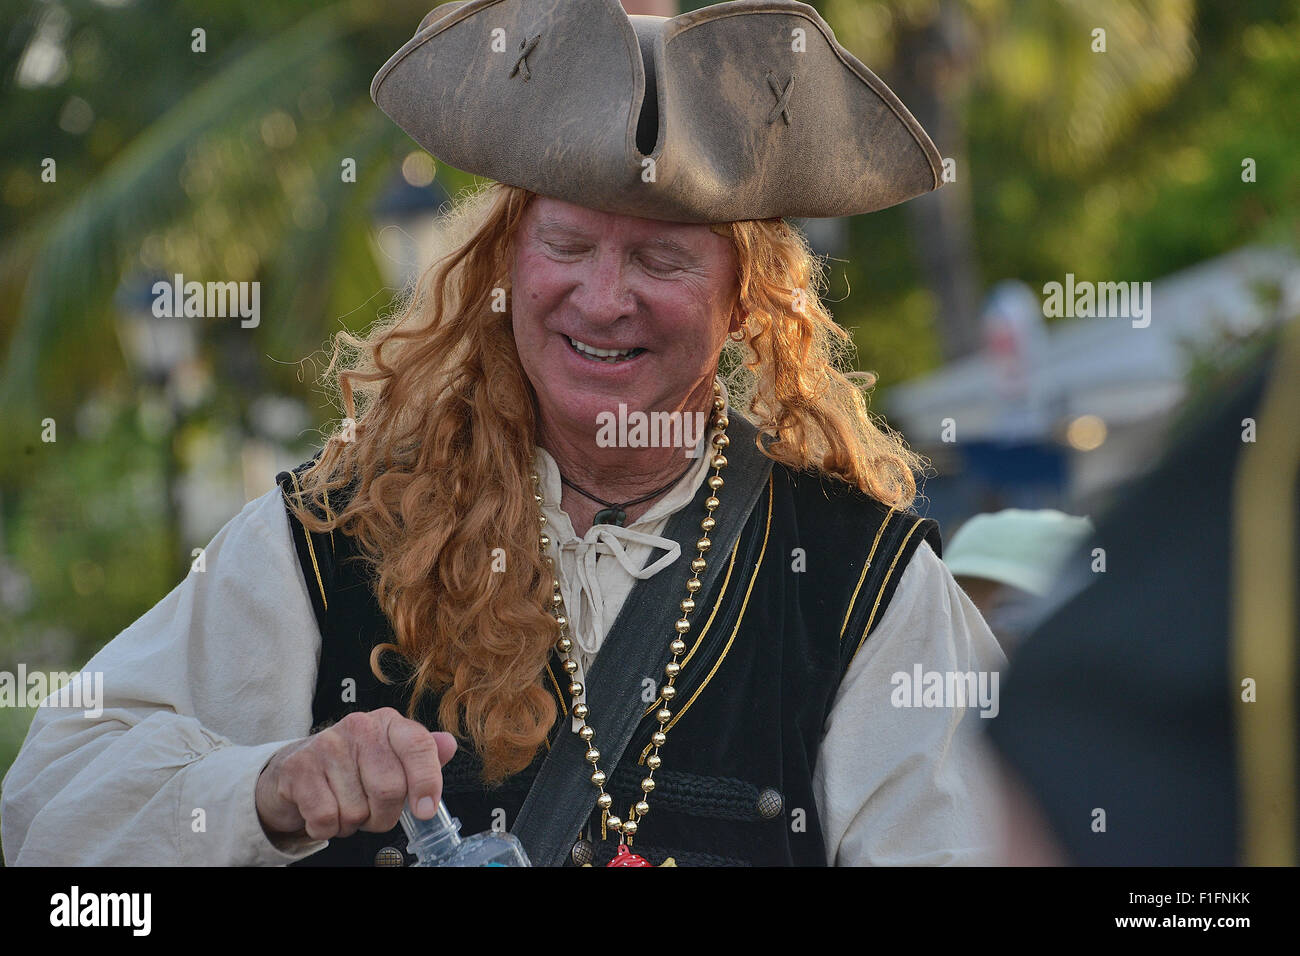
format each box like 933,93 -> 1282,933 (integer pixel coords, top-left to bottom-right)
371,0 -> 943,223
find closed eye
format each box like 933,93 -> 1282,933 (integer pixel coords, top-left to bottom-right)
639,256 -> 683,275
541,241 -> 587,257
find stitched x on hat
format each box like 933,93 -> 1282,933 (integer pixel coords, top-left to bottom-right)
371,0 -> 943,223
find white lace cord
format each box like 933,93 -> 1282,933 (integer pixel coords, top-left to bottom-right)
532,375 -> 730,731
556,525 -> 681,731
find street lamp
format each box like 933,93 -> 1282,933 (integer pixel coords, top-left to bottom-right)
112,274 -> 200,386
113,272 -> 200,578
370,167 -> 452,291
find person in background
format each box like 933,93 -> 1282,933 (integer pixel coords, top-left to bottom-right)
944,508 -> 1095,657
988,308 -> 1299,866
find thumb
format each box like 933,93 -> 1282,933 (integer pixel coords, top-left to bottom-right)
432,731 -> 458,766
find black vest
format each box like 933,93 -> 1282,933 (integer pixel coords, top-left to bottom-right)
276,432 -> 940,867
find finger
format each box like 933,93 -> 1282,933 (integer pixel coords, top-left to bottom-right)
386,718 -> 447,819
285,753 -> 341,841
355,733 -> 410,832
257,754 -> 305,835
315,731 -> 371,838
432,731 -> 458,766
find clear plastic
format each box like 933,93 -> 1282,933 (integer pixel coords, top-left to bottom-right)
400,800 -> 531,867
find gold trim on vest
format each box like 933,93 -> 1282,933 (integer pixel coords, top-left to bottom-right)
851,515 -> 930,664
839,507 -> 897,640
640,530 -> 743,719
639,473 -> 774,759
286,470 -> 328,612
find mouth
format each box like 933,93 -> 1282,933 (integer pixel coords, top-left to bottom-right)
564,334 -> 648,364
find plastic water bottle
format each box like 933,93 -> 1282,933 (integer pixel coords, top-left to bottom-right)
400,800 -> 531,866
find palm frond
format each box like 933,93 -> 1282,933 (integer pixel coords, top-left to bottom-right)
1,1 -> 360,411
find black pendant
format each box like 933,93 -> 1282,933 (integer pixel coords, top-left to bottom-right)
593,507 -> 627,527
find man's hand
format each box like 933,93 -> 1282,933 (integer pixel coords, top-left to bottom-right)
256,708 -> 458,841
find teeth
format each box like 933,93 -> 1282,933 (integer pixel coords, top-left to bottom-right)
568,336 -> 640,361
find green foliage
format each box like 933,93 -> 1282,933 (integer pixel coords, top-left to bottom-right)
823,0 -> 1299,403
3,398 -> 174,667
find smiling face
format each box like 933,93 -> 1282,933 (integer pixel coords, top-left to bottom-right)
510,196 -> 741,449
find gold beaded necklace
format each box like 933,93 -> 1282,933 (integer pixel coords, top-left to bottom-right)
530,381 -> 731,866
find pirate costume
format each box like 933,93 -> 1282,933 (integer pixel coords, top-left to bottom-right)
1,385 -> 1004,866
1,0 -> 1007,866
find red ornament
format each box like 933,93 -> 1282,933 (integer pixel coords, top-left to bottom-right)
606,845 -> 652,867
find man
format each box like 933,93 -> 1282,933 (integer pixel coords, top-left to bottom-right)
2,0 -> 1005,866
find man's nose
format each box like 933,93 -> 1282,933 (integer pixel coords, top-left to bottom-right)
571,249 -> 636,321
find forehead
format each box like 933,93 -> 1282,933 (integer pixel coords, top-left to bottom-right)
523,196 -> 725,250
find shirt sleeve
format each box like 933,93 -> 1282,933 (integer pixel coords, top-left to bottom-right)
813,539 -> 1008,866
0,488 -> 329,866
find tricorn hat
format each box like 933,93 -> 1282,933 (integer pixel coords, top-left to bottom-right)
371,0 -> 943,223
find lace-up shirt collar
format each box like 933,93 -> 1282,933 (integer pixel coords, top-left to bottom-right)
531,379 -> 730,728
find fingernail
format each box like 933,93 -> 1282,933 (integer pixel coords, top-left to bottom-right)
416,796 -> 436,818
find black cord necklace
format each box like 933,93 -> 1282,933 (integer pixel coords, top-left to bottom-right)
560,459 -> 698,527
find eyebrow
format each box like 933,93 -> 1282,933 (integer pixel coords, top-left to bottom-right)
533,217 -> 584,237
533,218 -> 697,258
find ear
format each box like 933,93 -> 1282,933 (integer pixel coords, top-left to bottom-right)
727,304 -> 748,334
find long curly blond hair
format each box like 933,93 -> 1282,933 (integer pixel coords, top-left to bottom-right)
289,180 -> 928,782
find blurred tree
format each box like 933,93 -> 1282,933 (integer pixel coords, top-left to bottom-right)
0,0 -> 475,666
824,0 -> 1198,365
0,0 -> 457,430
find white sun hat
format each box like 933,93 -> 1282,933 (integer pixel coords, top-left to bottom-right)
944,508 -> 1096,598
